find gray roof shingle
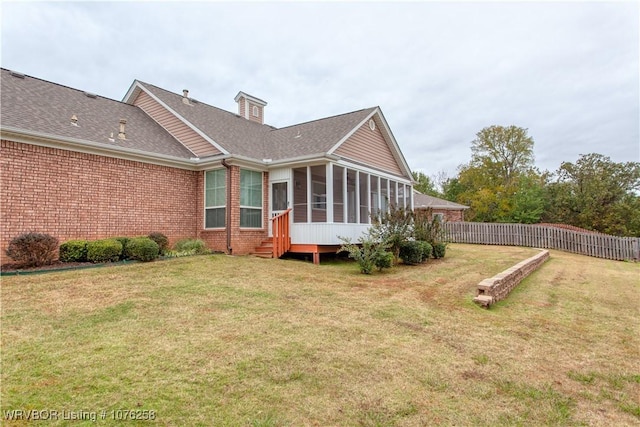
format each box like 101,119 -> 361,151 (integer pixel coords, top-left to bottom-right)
413,190 -> 469,210
1,69 -> 194,159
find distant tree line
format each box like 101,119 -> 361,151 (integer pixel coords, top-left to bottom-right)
413,125 -> 640,237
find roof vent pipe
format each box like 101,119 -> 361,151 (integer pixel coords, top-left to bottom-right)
182,89 -> 190,104
118,119 -> 127,140
71,114 -> 78,126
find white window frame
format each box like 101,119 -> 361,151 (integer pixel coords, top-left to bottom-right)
204,169 -> 226,229
240,168 -> 263,229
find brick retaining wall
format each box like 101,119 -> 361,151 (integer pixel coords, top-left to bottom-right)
473,250 -> 550,308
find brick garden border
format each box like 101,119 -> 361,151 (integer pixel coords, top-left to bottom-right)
473,249 -> 550,308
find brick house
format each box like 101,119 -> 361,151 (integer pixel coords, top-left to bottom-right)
413,190 -> 468,222
1,69 -> 414,263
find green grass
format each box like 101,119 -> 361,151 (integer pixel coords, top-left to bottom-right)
1,244 -> 639,426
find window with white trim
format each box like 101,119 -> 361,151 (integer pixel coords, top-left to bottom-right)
205,169 -> 226,228
240,169 -> 263,228
252,105 -> 259,117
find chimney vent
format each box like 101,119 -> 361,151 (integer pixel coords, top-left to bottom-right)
182,89 -> 190,104
118,119 -> 127,140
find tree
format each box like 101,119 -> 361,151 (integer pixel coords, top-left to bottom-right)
543,153 -> 640,236
411,171 -> 440,197
470,125 -> 535,187
450,125 -> 542,223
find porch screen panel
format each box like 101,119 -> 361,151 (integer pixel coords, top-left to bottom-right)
205,169 -> 226,228
380,178 -> 389,213
397,184 -> 405,211
240,169 -> 263,228
333,165 -> 344,223
347,169 -> 357,223
293,167 -> 308,223
359,172 -> 369,224
311,165 -> 327,222
390,181 -> 397,209
370,175 -> 379,218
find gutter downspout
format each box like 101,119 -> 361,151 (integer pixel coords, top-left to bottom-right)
222,159 -> 232,254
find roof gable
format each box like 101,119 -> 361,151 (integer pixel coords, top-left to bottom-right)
329,108 -> 412,179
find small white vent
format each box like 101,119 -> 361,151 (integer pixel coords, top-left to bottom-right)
368,119 -> 376,131
84,92 -> 97,99
10,71 -> 25,79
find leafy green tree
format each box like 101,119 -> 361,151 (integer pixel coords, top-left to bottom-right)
543,153 -> 640,236
412,171 -> 440,197
451,125 -> 542,223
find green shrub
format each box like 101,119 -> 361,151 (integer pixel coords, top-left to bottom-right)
126,237 -> 159,262
86,239 -> 123,263
59,240 -> 88,262
173,238 -> 208,255
399,240 -> 423,265
432,242 -> 447,259
113,237 -> 131,260
418,241 -> 432,262
148,232 -> 169,255
374,250 -> 394,271
338,236 -> 392,274
5,232 -> 59,267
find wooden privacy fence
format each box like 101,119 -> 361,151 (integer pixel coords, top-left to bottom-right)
443,222 -> 640,261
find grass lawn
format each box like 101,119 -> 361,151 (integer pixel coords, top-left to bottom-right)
1,244 -> 639,426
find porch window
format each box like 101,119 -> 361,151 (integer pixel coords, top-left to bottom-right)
333,165 -> 344,223
205,169 -> 226,228
359,172 -> 369,224
390,181 -> 397,209
347,169 -> 357,223
380,178 -> 389,213
240,169 -> 263,228
398,183 -> 405,211
293,167 -> 308,223
370,175 -> 379,217
311,165 -> 327,222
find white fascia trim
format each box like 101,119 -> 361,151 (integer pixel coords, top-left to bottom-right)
334,158 -> 413,183
122,79 -> 142,103
1,127 -> 201,170
375,108 -> 413,179
266,153 -> 340,168
134,82 -> 230,155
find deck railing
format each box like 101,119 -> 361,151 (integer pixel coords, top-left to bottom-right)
272,208 -> 292,259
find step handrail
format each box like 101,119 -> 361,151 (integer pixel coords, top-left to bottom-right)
271,208 -> 292,258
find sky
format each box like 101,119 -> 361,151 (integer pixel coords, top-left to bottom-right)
1,1 -> 638,182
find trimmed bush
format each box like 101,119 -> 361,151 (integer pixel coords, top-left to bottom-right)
399,240 -> 423,265
126,237 -> 159,262
432,242 -> 447,259
173,239 -> 208,255
374,250 -> 394,271
86,239 -> 123,263
148,232 -> 169,255
5,232 -> 59,267
113,237 -> 130,260
418,241 -> 433,262
59,240 -> 88,262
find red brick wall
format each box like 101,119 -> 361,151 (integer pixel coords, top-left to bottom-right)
195,165 -> 268,255
433,209 -> 465,222
1,140 -> 200,263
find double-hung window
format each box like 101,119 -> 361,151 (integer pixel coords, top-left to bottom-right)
240,169 -> 263,228
205,169 -> 226,228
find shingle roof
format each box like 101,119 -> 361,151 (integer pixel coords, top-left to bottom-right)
138,81 -> 376,161
413,190 -> 469,210
2,69 -> 393,167
0,69 -> 194,159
